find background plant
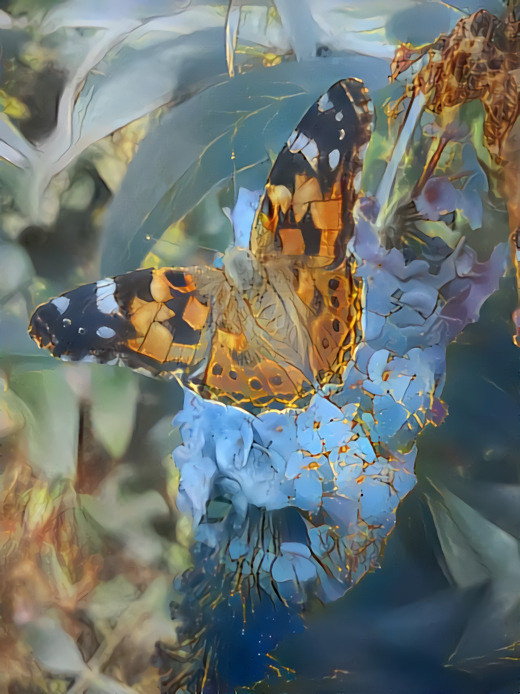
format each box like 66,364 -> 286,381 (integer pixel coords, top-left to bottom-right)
0,1 -> 519,693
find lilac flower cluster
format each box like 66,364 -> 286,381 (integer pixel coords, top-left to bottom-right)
172,193 -> 507,606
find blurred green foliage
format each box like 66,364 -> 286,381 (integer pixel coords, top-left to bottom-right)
0,1 -> 519,693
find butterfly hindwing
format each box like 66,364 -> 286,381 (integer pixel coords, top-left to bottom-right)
202,327 -> 312,407
293,264 -> 361,382
29,267 -> 223,376
250,78 -> 373,266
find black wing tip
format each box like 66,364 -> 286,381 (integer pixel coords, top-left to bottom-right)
28,300 -> 86,360
28,284 -> 123,362
27,285 -> 189,378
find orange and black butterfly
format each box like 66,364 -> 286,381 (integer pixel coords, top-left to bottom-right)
29,79 -> 373,408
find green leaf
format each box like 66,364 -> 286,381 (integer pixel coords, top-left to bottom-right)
83,465 -> 170,564
0,311 -> 43,359
426,482 -> 519,589
22,616 -> 86,676
9,365 -> 80,479
0,242 -> 33,298
90,365 -> 139,459
69,27 -> 227,161
426,481 -> 520,664
100,55 -> 389,274
385,2 -> 460,46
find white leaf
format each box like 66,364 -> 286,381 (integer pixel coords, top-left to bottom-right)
0,114 -> 34,167
274,0 -> 319,60
0,9 -> 13,28
40,0 -> 191,32
70,28 -> 225,154
22,617 -> 86,676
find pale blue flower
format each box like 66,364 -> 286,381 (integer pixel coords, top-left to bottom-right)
172,190 -> 508,606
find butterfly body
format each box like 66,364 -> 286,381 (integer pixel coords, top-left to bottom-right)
29,78 -> 373,408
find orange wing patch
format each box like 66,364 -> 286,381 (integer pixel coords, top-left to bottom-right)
279,228 -> 305,255
183,296 -> 210,331
124,267 -> 216,369
203,329 -> 311,407
129,320 -> 174,363
310,199 -> 342,230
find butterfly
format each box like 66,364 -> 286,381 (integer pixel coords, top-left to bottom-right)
29,78 -> 373,408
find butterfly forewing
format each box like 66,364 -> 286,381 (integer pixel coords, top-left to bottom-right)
250,78 -> 373,266
247,78 -> 373,390
29,267 -> 222,377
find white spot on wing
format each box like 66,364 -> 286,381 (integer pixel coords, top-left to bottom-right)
339,129 -> 345,140
97,326 -> 116,339
51,296 -> 70,315
317,92 -> 334,112
96,279 -> 118,315
328,149 -> 340,169
335,111 -> 343,121
287,129 -> 299,149
288,132 -> 310,153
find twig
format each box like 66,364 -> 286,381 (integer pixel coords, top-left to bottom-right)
412,134 -> 450,198
225,0 -> 241,78
375,91 -> 426,229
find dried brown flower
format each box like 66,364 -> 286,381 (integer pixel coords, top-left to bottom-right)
391,10 -> 520,161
